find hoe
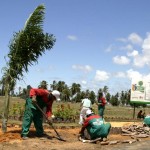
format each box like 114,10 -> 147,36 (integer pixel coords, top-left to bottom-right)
35,103 -> 66,141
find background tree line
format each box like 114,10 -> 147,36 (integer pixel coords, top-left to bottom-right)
0,80 -> 134,106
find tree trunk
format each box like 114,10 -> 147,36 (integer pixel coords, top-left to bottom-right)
2,83 -> 10,133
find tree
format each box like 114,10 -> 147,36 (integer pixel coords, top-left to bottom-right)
89,91 -> 96,104
50,80 -> 57,90
105,92 -> 111,103
1,4 -> 56,132
110,93 -> 120,106
103,85 -> 108,97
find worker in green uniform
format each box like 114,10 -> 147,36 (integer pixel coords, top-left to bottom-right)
143,113 -> 150,127
95,92 -> 107,118
21,88 -> 60,140
79,109 -> 111,141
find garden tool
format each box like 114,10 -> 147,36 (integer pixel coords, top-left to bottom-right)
34,102 -> 66,141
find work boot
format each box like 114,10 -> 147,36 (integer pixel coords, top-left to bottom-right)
36,133 -> 49,139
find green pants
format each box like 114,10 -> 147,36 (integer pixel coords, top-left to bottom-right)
98,123 -> 111,138
90,123 -> 111,140
144,117 -> 150,127
98,106 -> 105,118
21,98 -> 44,137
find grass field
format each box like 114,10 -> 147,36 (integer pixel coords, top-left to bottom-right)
0,96 -> 149,122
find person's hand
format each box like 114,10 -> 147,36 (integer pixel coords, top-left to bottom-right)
98,102 -> 102,105
32,96 -> 37,104
46,116 -> 53,125
51,115 -> 55,119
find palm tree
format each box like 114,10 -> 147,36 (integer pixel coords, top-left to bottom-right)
1,4 -> 56,132
50,80 -> 57,90
103,85 -> 108,97
70,83 -> 81,102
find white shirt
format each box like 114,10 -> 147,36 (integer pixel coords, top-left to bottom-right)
81,98 -> 91,108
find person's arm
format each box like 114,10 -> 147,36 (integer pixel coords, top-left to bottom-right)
46,100 -> 54,118
79,126 -> 86,135
80,100 -> 84,108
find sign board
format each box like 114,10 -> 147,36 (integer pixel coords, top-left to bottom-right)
130,78 -> 150,104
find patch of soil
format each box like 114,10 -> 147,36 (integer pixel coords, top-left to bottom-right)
0,122 -> 149,150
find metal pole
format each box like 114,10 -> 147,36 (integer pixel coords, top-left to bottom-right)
133,103 -> 135,119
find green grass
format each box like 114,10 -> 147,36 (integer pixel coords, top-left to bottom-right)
0,96 -> 148,121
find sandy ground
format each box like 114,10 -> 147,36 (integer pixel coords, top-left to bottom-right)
0,122 -> 149,150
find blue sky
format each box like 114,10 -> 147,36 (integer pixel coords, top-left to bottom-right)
1,0 -> 150,94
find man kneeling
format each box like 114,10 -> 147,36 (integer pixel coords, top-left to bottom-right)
79,109 -> 111,141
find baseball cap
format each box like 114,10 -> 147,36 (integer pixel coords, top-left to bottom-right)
52,90 -> 61,101
86,109 -> 93,116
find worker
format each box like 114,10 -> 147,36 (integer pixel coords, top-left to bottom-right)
79,109 -> 111,141
21,88 -> 60,140
95,92 -> 106,118
143,113 -> 150,127
79,95 -> 92,125
137,110 -> 145,119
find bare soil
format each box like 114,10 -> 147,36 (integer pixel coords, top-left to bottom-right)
0,122 -> 150,150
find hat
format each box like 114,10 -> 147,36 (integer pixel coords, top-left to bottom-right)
86,109 -> 93,116
52,90 -> 61,101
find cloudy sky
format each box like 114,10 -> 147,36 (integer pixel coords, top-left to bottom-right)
1,0 -> 150,94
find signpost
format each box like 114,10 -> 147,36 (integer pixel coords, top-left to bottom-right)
130,78 -> 150,118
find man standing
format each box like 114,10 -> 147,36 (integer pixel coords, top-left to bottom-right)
79,95 -> 92,125
96,92 -> 106,118
21,88 -> 60,139
79,109 -> 111,140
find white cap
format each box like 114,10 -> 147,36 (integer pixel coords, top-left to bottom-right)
52,90 -> 61,101
86,109 -> 93,116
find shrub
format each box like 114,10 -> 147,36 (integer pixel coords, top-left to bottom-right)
53,104 -> 76,120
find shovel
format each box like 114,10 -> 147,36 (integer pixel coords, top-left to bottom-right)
34,102 -> 66,141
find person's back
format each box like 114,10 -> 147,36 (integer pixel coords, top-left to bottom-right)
79,110 -> 111,140
79,98 -> 92,125
144,113 -> 150,127
82,98 -> 91,108
86,115 -> 110,140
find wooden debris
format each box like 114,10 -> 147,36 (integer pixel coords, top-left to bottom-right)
109,140 -> 119,145
121,123 -> 150,138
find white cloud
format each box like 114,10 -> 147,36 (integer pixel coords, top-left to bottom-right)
67,35 -> 77,41
126,69 -> 142,79
128,33 -> 143,45
94,70 -> 109,81
81,80 -> 87,84
121,44 -> 133,51
132,33 -> 150,67
113,56 -> 130,65
116,38 -> 127,42
127,50 -> 138,57
72,65 -> 92,73
142,33 -> 150,54
114,72 -> 126,78
133,55 -> 148,67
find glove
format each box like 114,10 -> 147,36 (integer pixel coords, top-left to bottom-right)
51,115 -> 55,119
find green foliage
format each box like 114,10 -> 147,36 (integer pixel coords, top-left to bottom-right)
53,104 -> 76,120
9,102 -> 25,116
